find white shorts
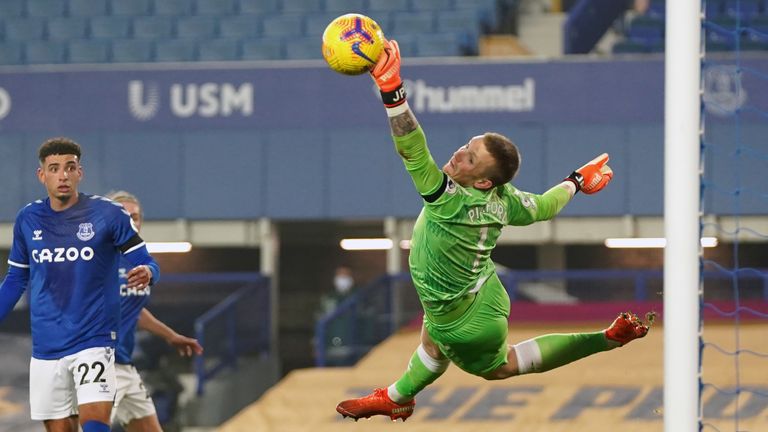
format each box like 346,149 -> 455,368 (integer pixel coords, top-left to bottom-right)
29,347 -> 117,421
112,363 -> 156,426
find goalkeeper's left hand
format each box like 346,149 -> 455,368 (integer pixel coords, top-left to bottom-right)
565,153 -> 613,194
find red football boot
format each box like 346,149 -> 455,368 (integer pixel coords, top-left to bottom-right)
336,388 -> 415,422
604,312 -> 650,346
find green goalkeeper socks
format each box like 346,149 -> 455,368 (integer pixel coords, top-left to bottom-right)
513,332 -> 610,374
389,344 -> 449,403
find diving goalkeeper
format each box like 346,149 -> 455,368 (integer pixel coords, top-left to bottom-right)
336,39 -> 650,422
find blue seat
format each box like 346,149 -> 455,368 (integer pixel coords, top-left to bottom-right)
368,0 -> 408,12
305,13 -> 344,38
68,40 -> 110,63
90,16 -> 132,39
111,0 -> 152,15
262,14 -> 304,37
219,15 -> 262,38
436,9 -> 483,33
391,33 -> 417,57
195,0 -> 237,15
25,41 -> 66,64
242,38 -> 283,59
239,0 -> 280,14
154,0 -> 194,15
111,39 -> 154,62
410,0 -> 453,11
176,16 -> 218,39
133,17 -> 175,39
284,37 -> 321,59
705,0 -> 725,18
155,39 -> 197,61
414,32 -> 462,57
26,0 -> 65,17
391,11 -> 435,35
612,39 -> 652,54
4,18 -> 45,41
47,18 -> 89,41
0,42 -> 23,65
198,38 -> 240,60
646,0 -> 665,18
282,0 -> 322,13
69,0 -> 109,16
324,0 -> 366,13
724,0 -> 761,21
0,0 -> 24,19
627,15 -> 664,44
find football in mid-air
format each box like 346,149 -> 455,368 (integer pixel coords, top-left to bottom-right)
321,13 -> 385,76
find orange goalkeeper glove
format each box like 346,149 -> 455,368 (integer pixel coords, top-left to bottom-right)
565,153 -> 613,194
370,39 -> 406,108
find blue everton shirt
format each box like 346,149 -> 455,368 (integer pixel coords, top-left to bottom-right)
117,256 -> 151,364
4,193 -> 159,360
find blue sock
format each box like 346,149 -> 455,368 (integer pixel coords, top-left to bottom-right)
82,420 -> 110,432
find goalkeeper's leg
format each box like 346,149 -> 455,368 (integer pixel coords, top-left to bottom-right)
484,311 -> 650,379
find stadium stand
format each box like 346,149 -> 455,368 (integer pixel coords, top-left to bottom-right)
0,0 -> 496,64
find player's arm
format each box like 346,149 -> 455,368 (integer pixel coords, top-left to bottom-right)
371,39 -> 445,199
0,266 -> 28,323
507,154 -> 614,225
137,308 -> 203,357
119,236 -> 160,290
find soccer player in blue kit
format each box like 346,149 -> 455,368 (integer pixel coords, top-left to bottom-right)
0,138 -> 159,432
106,190 -> 202,432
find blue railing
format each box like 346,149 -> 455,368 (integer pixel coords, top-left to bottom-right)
314,268 -> 768,367
190,272 -> 270,395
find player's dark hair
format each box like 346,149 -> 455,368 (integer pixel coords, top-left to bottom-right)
38,137 -> 81,164
482,132 -> 520,187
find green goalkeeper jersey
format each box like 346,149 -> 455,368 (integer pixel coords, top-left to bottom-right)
394,127 -> 571,317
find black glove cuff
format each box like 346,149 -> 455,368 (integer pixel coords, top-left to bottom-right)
565,172 -> 582,193
380,83 -> 406,108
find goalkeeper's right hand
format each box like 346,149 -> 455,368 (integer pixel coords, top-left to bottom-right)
565,153 -> 613,194
370,39 -> 406,108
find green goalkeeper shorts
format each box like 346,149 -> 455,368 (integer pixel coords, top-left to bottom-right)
423,273 -> 511,376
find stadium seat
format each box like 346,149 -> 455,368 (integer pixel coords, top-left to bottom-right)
627,15 -> 665,44
436,9 -> 483,34
705,0 -> 725,18
26,0 -> 66,17
391,33 -> 417,57
368,0 -> 409,12
414,32 -> 463,57
90,16 -> 132,39
155,39 -> 197,62
133,16 -> 175,39
646,0 -> 665,17
242,38 -> 283,59
68,0 -> 109,16
198,38 -> 240,61
4,18 -> 46,41
67,40 -> 110,63
390,11 -> 435,35
0,0 -> 24,19
282,0 -> 322,13
304,13 -> 344,37
724,0 -> 761,21
409,0 -> 454,12
111,39 -> 154,62
25,40 -> 66,64
262,14 -> 305,38
195,0 -> 237,15
284,37 -> 321,59
219,15 -> 262,38
154,0 -> 194,15
0,42 -> 23,65
239,0 -> 280,14
612,39 -> 651,54
324,0 -> 366,14
176,16 -> 219,40
47,18 -> 89,41
111,0 -> 152,16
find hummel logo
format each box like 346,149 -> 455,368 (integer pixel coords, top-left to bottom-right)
32,230 -> 42,241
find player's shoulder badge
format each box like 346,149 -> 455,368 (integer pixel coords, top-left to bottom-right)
77,222 -> 95,241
